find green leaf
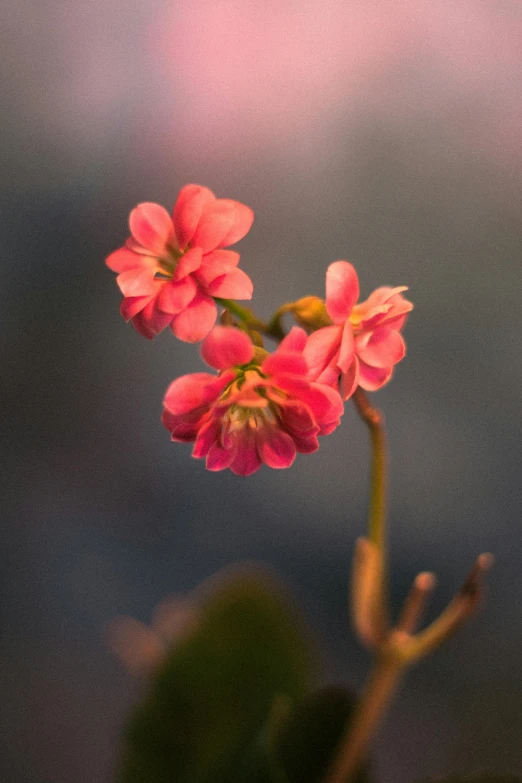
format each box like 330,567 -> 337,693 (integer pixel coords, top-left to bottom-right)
274,686 -> 371,783
118,567 -> 315,783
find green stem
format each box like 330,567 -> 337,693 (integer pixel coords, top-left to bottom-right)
214,298 -> 285,341
351,388 -> 387,551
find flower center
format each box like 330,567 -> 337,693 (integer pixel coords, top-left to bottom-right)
156,246 -> 185,279
220,368 -> 284,433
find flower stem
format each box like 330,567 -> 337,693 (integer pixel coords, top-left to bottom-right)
351,388 -> 389,640
214,298 -> 286,341
324,649 -> 403,783
351,388 -> 387,551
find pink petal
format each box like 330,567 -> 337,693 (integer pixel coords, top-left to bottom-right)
299,383 -> 344,426
257,427 -> 296,469
116,267 -> 158,297
135,296 -> 174,337
278,326 -> 307,353
131,312 -> 157,339
292,434 -> 319,454
277,399 -> 318,436
164,372 -> 228,415
340,359 -> 359,401
201,326 -> 254,370
337,318 -> 355,373
157,276 -> 197,314
357,359 -> 393,392
357,287 -> 413,330
172,247 -> 202,281
216,200 -> 254,248
262,351 -> 308,379
189,202 -> 237,254
363,286 -> 409,310
302,324 -> 343,381
206,267 -> 253,300
172,185 -> 216,249
129,203 -> 176,256
162,410 -> 203,442
310,382 -> 345,426
206,441 -> 234,471
316,364 -> 341,387
120,292 -> 157,321
356,328 -> 405,369
196,252 -> 240,288
325,261 -> 360,324
106,247 -> 154,273
229,428 -> 262,476
192,417 -> 222,458
170,291 -> 218,343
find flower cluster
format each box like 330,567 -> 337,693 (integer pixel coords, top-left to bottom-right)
106,185 -> 412,474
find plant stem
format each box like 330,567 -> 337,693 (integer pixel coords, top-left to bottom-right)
214,298 -> 285,341
324,649 -> 403,783
351,387 -> 389,640
351,388 -> 387,551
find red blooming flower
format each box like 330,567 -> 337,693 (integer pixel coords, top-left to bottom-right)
162,326 -> 344,475
106,185 -> 254,342
304,261 -> 413,399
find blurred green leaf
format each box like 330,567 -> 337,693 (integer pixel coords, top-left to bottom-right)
274,686 -> 371,783
118,567 -> 315,783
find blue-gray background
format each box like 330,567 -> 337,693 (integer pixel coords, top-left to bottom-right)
2,1 -> 522,781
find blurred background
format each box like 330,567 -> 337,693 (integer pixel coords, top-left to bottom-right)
2,1 -> 522,781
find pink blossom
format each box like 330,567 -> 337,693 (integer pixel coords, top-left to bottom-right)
106,185 -> 254,342
304,261 -> 413,400
162,326 -> 344,475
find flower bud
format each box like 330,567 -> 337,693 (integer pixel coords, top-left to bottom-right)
290,296 -> 332,330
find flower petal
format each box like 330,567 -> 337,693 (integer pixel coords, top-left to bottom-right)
277,399 -> 318,436
192,417 -> 221,458
337,318 -> 355,372
206,440 -> 235,471
172,247 -> 202,281
162,410 -> 204,442
172,185 -> 216,249
129,203 -> 176,256
133,296 -> 173,337
355,328 -> 405,369
303,324 -> 342,381
201,326 -> 254,370
292,434 -> 319,454
189,201 -> 237,254
357,359 -> 393,391
206,267 -> 253,299
116,267 -> 158,297
278,326 -> 307,353
157,276 -> 198,314
106,247 -> 154,272
170,291 -> 218,343
262,351 -> 308,378
340,359 -> 359,401
217,200 -> 254,248
325,261 -> 360,323
229,427 -> 262,476
120,292 -> 157,321
164,372 -> 227,415
257,427 -> 296,469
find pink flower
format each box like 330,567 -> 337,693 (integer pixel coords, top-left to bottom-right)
162,326 -> 344,475
106,185 -> 254,342
304,261 -> 413,399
